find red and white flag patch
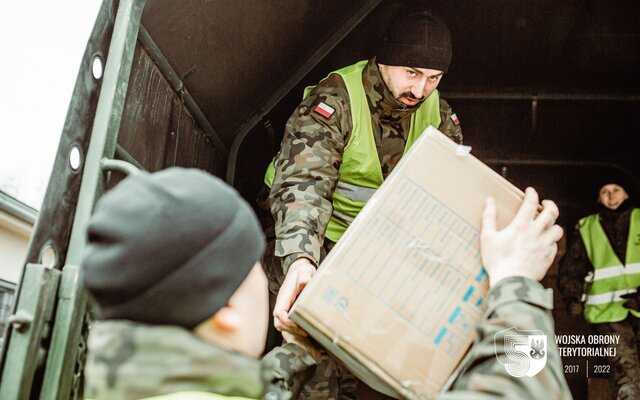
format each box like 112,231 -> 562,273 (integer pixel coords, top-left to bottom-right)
313,102 -> 335,118
451,113 -> 460,126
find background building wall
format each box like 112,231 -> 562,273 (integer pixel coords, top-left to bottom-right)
0,211 -> 32,284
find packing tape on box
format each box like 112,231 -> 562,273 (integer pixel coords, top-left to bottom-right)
455,144 -> 472,156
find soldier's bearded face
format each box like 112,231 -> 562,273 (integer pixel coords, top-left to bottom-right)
599,183 -> 629,210
378,64 -> 444,107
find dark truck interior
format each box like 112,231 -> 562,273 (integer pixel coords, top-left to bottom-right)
1,1 -> 639,399
138,0 -> 640,227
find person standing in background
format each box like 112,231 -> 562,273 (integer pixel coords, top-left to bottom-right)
558,178 -> 640,399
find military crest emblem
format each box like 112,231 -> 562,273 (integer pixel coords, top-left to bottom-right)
494,326 -> 548,377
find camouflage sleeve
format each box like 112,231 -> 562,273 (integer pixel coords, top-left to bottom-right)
557,225 -> 592,306
269,74 -> 352,271
438,277 -> 572,400
437,97 -> 463,144
260,342 -> 321,400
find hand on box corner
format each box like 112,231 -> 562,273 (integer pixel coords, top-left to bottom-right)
273,257 -> 316,336
621,288 -> 640,312
481,187 -> 564,287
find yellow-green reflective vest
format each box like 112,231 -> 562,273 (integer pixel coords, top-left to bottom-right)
579,208 -> 640,323
264,60 -> 441,242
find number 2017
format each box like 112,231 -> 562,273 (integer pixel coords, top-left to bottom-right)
564,364 -> 579,373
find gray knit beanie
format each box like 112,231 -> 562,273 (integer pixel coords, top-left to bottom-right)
81,167 -> 265,328
377,9 -> 453,72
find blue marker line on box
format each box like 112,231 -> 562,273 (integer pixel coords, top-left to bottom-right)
434,327 -> 448,345
448,307 -> 461,324
463,286 -> 474,302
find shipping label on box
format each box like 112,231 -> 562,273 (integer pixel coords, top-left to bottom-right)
290,127 -> 526,399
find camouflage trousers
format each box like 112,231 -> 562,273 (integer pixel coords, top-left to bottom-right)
594,316 -> 640,400
256,186 -> 359,399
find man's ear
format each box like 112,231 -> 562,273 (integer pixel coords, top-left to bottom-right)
210,305 -> 243,332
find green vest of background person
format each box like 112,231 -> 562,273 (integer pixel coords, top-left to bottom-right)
265,59 -> 441,242
579,208 -> 640,323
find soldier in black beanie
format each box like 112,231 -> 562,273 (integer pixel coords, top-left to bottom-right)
257,7 -> 464,398
82,167 -> 278,399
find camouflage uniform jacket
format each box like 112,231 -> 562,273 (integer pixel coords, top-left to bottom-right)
438,276 -> 572,399
269,58 -> 463,272
84,320 -> 288,399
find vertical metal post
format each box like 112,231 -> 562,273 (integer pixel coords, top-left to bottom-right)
39,0 -> 147,398
0,265 -> 60,400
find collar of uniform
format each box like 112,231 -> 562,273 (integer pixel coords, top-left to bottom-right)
84,320 -> 264,399
363,57 -> 421,122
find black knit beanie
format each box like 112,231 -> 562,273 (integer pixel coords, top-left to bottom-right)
593,171 -> 638,203
81,167 -> 265,329
377,9 -> 452,72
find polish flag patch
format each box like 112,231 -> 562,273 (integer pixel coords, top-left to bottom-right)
313,101 -> 335,118
451,113 -> 460,126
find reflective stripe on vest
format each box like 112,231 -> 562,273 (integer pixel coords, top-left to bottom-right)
579,208 -> 640,323
335,181 -> 377,203
585,289 -> 637,306
264,60 -> 441,242
591,262 -> 640,282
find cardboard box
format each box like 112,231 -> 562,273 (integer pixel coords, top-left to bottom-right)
290,126 -> 526,399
